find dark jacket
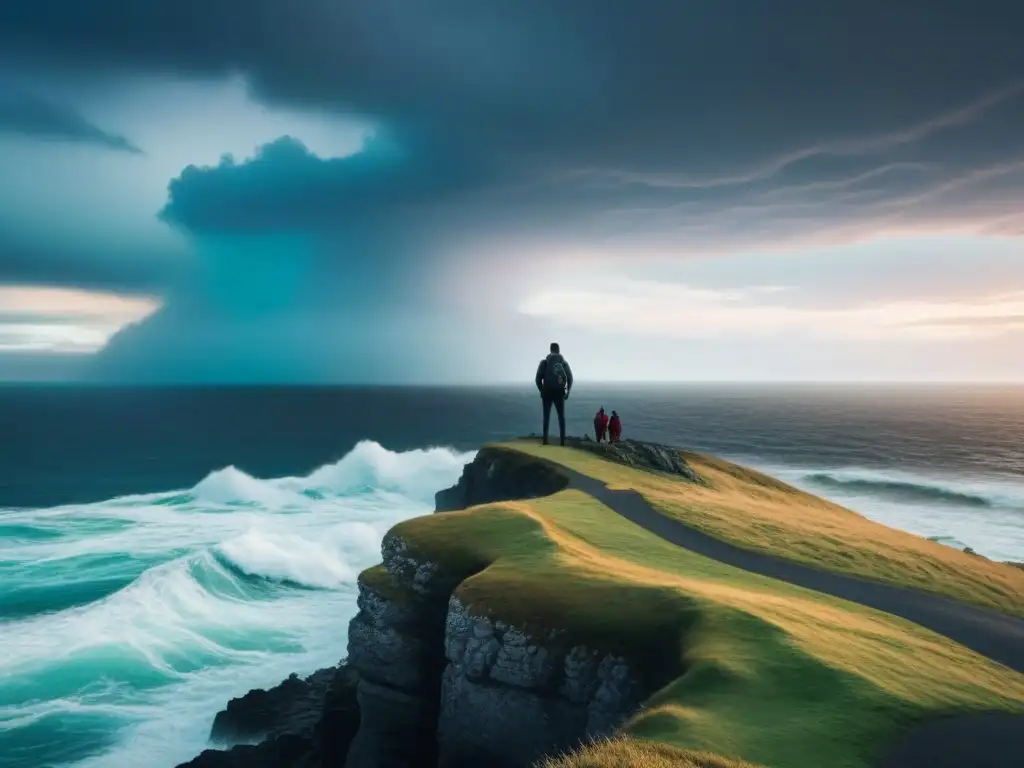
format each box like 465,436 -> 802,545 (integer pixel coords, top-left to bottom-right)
535,353 -> 574,397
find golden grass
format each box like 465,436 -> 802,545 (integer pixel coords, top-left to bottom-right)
499,441 -> 1024,617
542,737 -> 762,768
386,490 -> 1024,768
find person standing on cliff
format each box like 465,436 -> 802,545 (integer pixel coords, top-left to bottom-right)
535,342 -> 574,446
594,407 -> 608,442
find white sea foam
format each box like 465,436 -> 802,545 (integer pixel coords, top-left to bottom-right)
0,441 -> 475,768
217,528 -> 357,589
191,466 -> 304,508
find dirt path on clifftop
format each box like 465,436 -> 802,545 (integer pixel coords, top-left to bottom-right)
558,467 -> 1024,768
563,468 -> 1024,672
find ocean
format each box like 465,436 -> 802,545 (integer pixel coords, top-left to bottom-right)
2,384 -> 1024,768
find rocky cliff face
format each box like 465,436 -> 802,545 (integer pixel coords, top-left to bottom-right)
181,445 -> 664,768
438,597 -> 646,768
342,540 -> 648,768
434,447 -> 569,512
344,536 -> 466,768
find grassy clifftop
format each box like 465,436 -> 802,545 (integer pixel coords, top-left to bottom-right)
503,440 -> 1024,617
382,445 -> 1024,768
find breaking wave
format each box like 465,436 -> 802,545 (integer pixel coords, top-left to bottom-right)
803,472 -> 995,508
0,441 -> 473,768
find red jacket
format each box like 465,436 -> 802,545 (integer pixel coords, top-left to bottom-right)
594,411 -> 609,429
609,415 -> 622,438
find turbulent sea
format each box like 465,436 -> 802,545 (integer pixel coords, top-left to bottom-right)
2,384 -> 1024,767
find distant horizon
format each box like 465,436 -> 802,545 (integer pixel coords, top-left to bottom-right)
6,379 -> 1024,388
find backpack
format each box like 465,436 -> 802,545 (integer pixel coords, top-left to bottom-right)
546,357 -> 568,393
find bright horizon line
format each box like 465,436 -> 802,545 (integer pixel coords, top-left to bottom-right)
4,379 -> 1024,388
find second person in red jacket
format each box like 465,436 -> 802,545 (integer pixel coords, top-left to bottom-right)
608,411 -> 622,442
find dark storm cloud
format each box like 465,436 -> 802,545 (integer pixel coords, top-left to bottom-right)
156,88 -> 1024,258
21,0 -> 1006,251
159,134 -> 482,233
0,90 -> 142,153
2,3 -> 1022,141
0,233 -> 188,294
5,1 -> 1024,249
5,0 -> 1024,380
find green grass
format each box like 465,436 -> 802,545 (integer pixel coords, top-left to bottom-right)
383,485 -> 1024,768
498,440 -> 1024,617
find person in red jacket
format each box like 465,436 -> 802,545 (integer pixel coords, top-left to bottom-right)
608,410 -> 622,443
593,407 -> 609,442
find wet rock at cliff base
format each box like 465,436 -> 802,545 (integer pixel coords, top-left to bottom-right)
178,734 -> 316,768
176,665 -> 359,768
314,666 -> 362,767
344,677 -> 440,768
209,668 -> 334,744
438,666 -> 588,768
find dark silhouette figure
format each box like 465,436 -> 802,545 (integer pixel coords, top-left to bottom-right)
535,342 -> 574,445
594,407 -> 608,442
608,410 -> 622,443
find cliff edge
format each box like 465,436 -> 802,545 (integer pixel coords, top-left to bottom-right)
178,439 -> 1024,768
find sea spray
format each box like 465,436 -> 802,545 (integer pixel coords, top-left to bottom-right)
0,441 -> 475,768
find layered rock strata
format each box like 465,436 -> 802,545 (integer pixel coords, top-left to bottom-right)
342,539 -> 649,768
436,597 -> 646,768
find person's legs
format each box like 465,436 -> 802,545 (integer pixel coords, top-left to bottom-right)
541,396 -> 553,444
554,396 -> 566,445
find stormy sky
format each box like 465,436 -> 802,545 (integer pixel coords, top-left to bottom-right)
2,1 -> 1024,383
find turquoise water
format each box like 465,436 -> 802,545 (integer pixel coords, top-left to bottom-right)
0,441 -> 473,768
5,385 -> 1024,767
